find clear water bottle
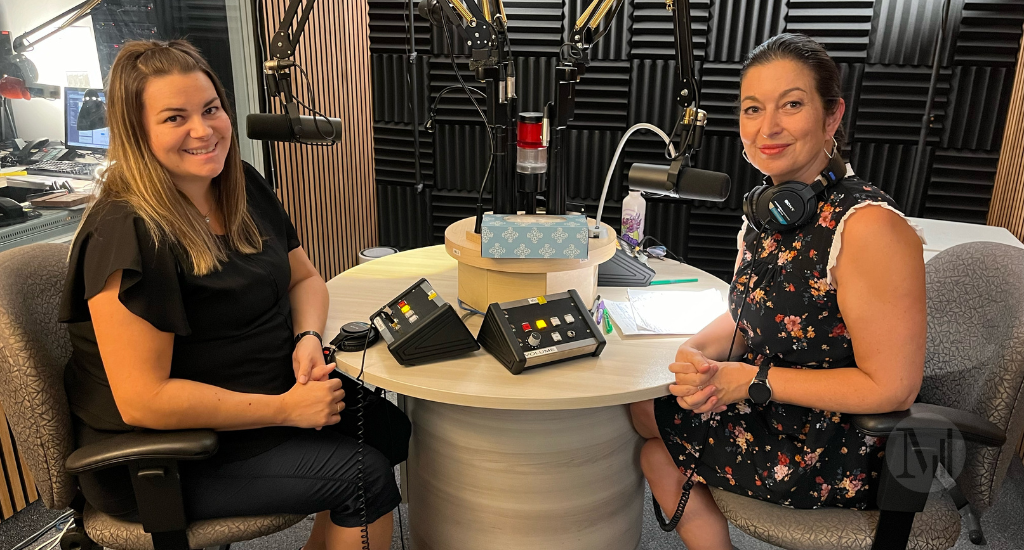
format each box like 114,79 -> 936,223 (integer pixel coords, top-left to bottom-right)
621,190 -> 646,247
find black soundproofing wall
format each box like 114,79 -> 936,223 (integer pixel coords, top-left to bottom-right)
369,0 -> 1023,281
91,0 -> 237,109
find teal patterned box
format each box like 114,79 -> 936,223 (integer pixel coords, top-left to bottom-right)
479,214 -> 591,259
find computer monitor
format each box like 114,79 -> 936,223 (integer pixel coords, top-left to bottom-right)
65,87 -> 109,152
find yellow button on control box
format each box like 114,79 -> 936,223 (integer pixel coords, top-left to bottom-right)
537,296 -> 547,304
400,305 -> 411,314
535,319 -> 547,329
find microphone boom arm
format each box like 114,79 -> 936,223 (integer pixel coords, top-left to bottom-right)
255,0 -> 342,145
421,0 -> 501,72
12,0 -> 102,55
268,0 -> 317,61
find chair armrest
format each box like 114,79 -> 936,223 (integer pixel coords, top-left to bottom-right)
66,429 -> 219,474
851,403 -> 1005,447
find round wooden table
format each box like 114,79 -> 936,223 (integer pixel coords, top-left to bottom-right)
326,245 -> 729,550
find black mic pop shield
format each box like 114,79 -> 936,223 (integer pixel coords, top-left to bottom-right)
628,163 -> 731,201
246,113 -> 343,145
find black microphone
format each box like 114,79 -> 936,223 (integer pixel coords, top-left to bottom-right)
627,161 -> 732,201
246,113 -> 343,145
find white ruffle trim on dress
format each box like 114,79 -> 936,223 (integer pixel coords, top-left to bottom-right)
825,202 -> 927,289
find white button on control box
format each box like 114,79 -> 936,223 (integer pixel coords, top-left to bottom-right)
550,316 -> 561,326
551,332 -> 562,342
564,314 -> 575,324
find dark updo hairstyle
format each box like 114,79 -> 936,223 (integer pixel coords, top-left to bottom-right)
740,33 -> 846,151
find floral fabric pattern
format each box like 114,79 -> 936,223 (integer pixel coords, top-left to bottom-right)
654,177 -> 901,510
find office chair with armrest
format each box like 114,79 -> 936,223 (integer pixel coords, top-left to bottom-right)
0,243 -> 305,550
707,241 -> 1024,550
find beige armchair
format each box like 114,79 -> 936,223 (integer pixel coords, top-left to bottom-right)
0,243 -> 304,550
707,242 -> 1024,550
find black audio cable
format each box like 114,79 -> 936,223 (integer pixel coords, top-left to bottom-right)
325,325 -> 396,550
356,328 -> 371,550
653,229 -> 763,532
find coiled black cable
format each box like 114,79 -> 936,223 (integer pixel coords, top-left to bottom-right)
651,227 -> 764,532
356,328 -> 372,550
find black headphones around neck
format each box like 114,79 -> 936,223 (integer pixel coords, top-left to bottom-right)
742,154 -> 848,233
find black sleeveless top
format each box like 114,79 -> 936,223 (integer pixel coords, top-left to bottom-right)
60,163 -> 303,463
654,174 -> 919,509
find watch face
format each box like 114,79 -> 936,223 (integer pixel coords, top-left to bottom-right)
749,381 -> 772,404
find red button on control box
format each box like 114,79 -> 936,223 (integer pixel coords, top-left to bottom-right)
522,323 -> 531,331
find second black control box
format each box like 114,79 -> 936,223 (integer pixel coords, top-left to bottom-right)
476,289 -> 606,375
370,278 -> 479,365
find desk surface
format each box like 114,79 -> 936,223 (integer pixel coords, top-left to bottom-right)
326,245 -> 728,411
907,217 -> 1024,262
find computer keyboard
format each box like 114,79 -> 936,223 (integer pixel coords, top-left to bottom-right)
26,160 -> 97,180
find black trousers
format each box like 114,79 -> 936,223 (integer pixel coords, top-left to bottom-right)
76,375 -> 412,528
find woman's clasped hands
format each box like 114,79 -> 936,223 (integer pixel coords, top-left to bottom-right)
283,335 -> 345,429
669,345 -> 759,414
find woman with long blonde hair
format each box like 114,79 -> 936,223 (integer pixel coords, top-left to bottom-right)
60,40 -> 408,550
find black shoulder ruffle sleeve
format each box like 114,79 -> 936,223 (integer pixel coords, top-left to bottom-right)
242,161 -> 301,252
59,200 -> 191,335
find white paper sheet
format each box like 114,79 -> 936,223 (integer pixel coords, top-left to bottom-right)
602,300 -> 655,336
623,288 -> 728,335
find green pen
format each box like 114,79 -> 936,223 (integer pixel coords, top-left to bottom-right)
649,278 -> 699,285
603,312 -> 613,334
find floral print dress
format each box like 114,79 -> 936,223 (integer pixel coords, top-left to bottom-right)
653,175 -> 913,509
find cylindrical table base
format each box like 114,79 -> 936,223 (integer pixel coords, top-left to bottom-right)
406,399 -> 644,550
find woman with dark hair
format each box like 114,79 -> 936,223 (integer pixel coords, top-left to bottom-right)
60,39 -> 409,550
630,33 -> 927,549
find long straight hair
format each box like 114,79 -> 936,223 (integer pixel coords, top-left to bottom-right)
100,39 -> 261,275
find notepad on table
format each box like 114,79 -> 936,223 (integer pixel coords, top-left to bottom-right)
604,289 -> 728,335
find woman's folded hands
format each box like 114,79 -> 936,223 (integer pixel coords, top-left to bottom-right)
669,345 -> 758,415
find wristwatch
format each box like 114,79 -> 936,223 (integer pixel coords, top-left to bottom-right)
747,363 -> 773,405
294,330 -> 323,347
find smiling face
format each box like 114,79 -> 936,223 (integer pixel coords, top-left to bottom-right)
142,71 -> 231,188
739,58 -> 844,185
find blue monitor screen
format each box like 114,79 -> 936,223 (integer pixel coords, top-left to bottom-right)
65,87 -> 109,151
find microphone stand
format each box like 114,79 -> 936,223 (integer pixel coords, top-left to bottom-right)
258,0 -> 329,144
907,0 -> 952,217
544,65 -> 576,216
408,0 -> 423,193
480,20 -> 518,217
418,0 -> 517,229
547,0 -> 629,217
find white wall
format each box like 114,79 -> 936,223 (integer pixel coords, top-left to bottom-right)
0,0 -> 104,141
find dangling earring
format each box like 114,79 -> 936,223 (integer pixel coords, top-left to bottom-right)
742,150 -> 752,164
824,136 -> 838,159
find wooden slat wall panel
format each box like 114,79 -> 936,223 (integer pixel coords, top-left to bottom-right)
0,404 -> 38,520
989,24 -> 1024,244
261,0 -> 378,279
987,26 -> 1024,461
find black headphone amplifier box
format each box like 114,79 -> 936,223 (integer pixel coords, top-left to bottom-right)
477,288 -> 606,374
370,278 -> 479,366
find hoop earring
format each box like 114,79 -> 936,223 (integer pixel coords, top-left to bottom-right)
742,150 -> 752,164
824,136 -> 838,159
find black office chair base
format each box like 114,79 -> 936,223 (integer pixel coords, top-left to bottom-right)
61,494 -> 99,550
950,483 -> 987,545
60,530 -> 99,550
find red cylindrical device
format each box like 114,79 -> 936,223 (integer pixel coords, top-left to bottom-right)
516,112 -> 547,174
